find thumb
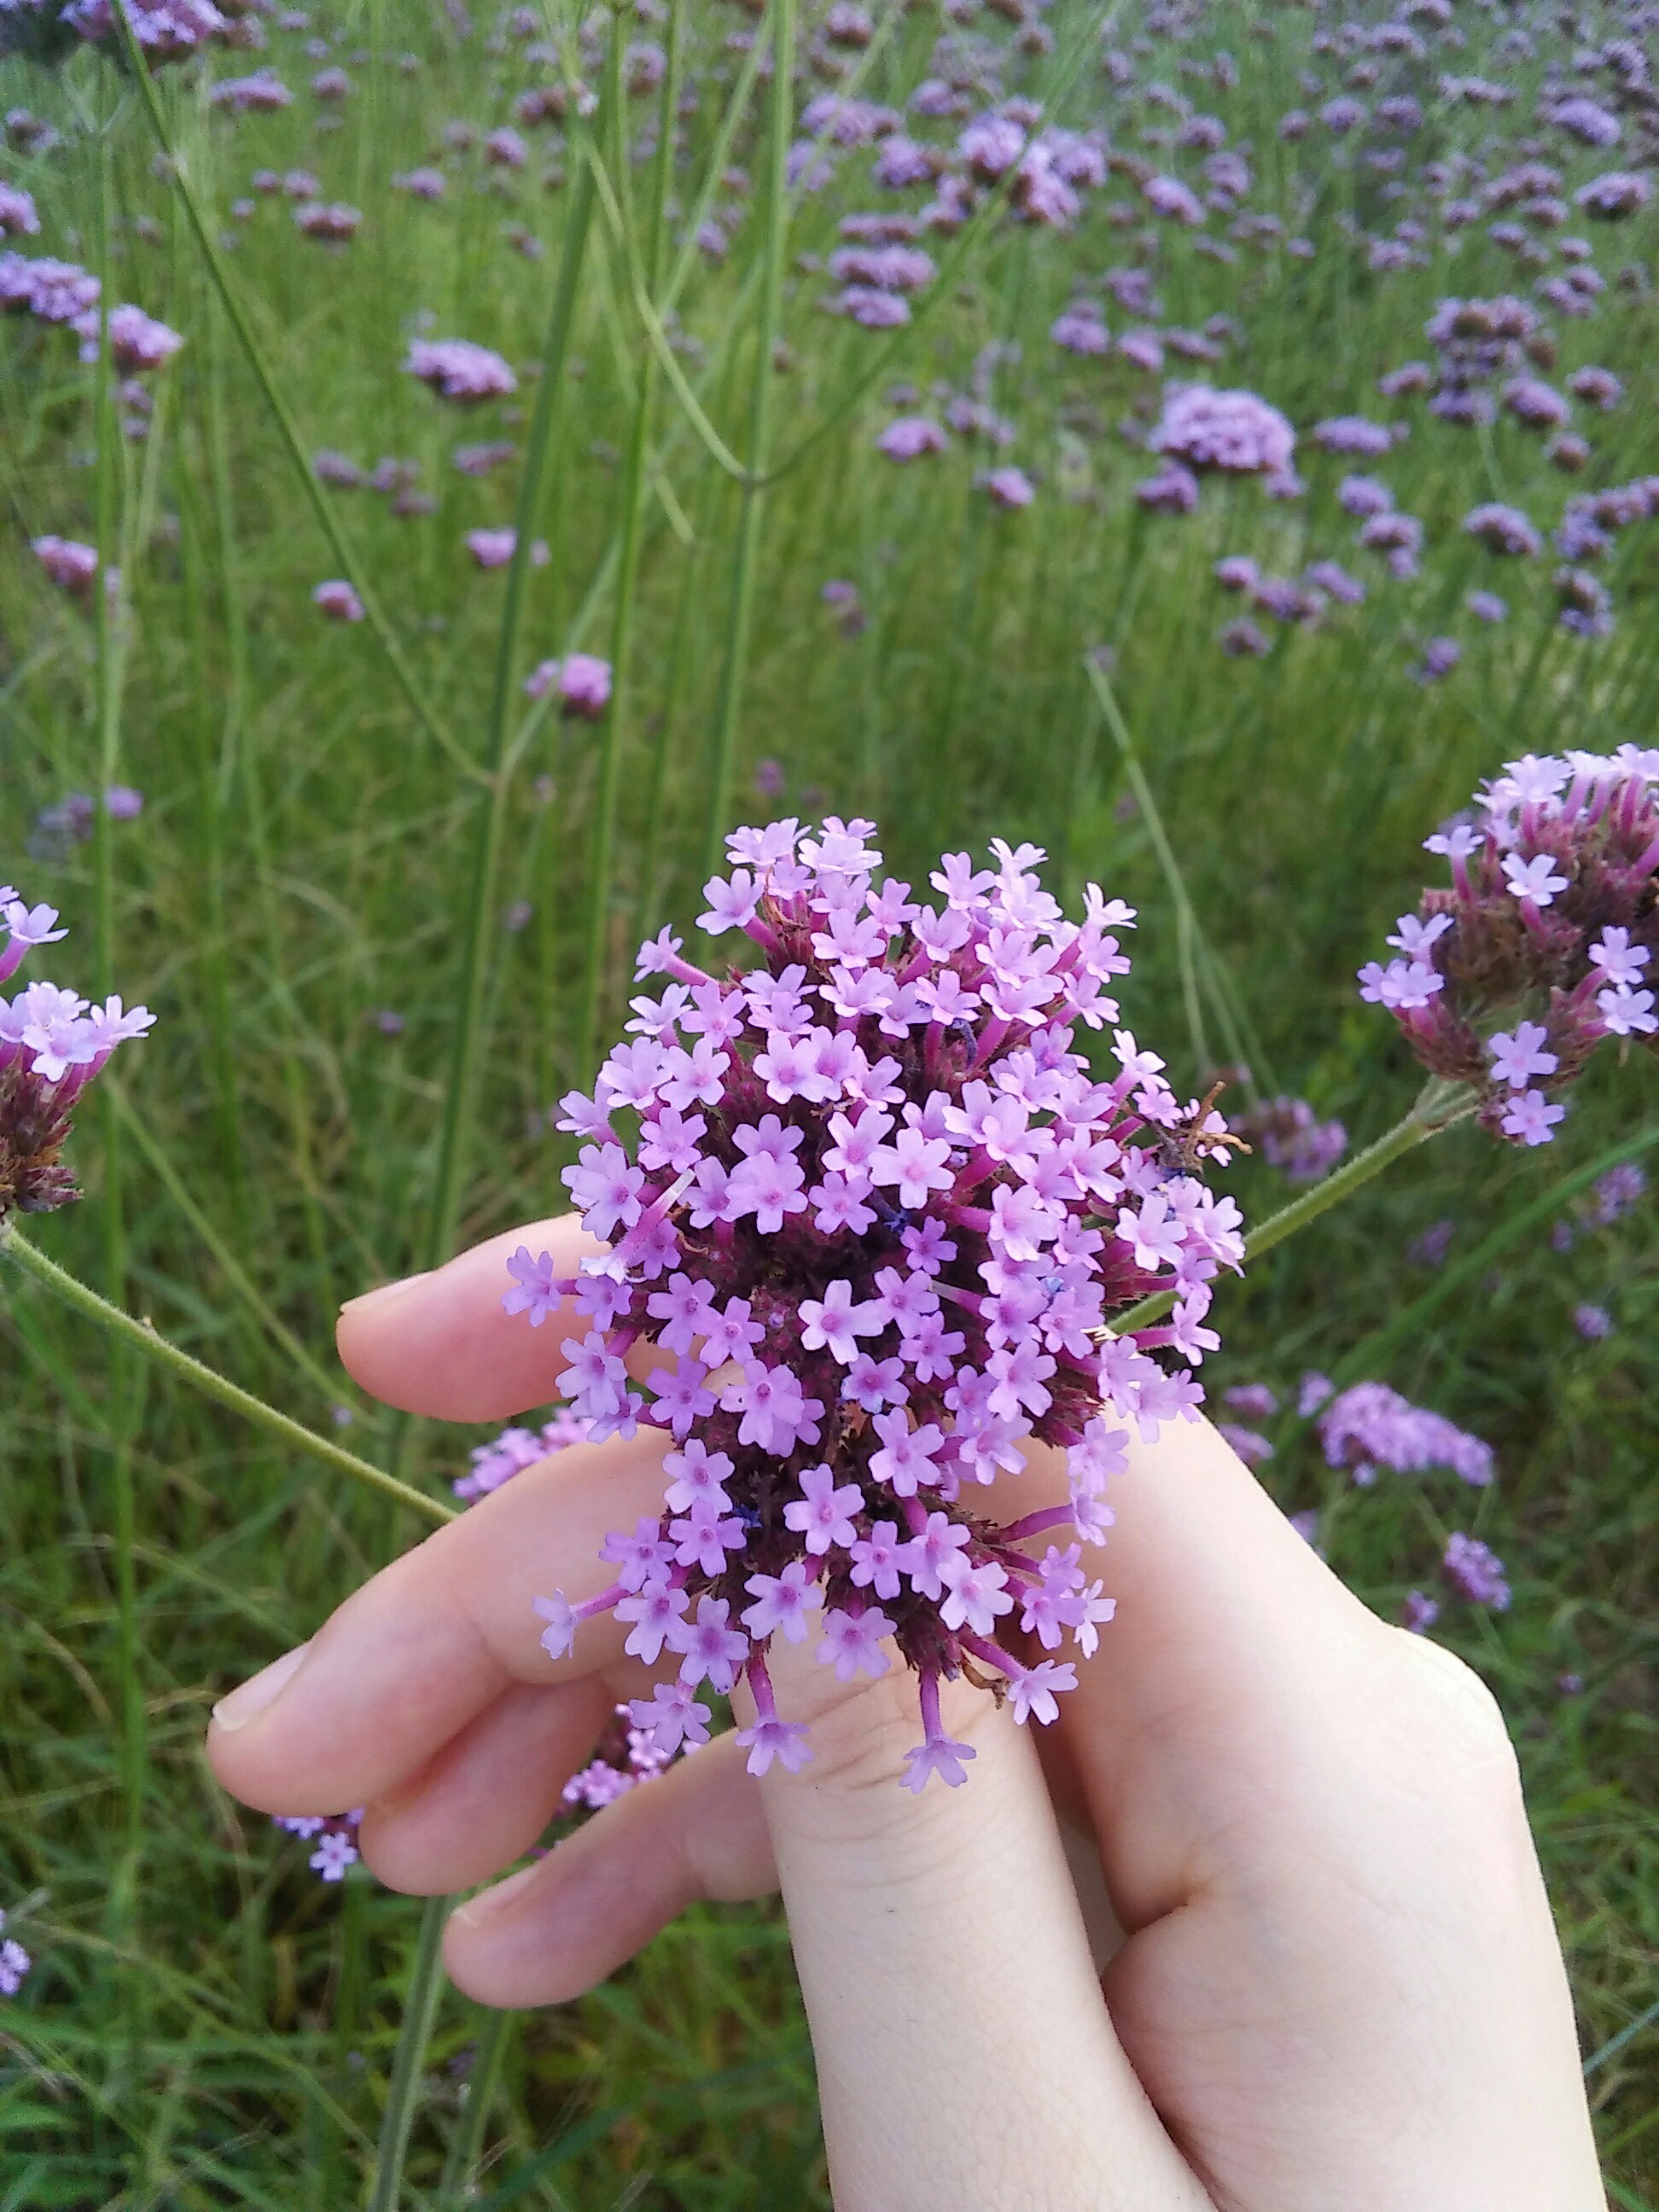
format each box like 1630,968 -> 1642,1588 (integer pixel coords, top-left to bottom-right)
743,1640 -> 1209,2212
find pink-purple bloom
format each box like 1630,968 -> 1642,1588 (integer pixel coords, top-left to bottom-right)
1359,750 -> 1659,1147
1150,385 -> 1295,477
519,822 -> 1243,1784
3,896 -> 154,1219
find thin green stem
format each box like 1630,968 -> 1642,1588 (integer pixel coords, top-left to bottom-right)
576,18 -> 679,1079
437,2006 -> 513,2206
108,17 -> 482,788
420,147 -> 597,1278
1115,1081 -> 1477,1334
365,1896 -> 451,2212
0,1230 -> 454,1527
703,0 -> 795,876
90,84 -> 145,1928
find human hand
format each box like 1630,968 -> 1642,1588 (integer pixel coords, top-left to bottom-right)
207,1217 -> 1606,2212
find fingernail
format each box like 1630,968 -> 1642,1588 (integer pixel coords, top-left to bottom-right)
340,1270 -> 432,1315
452,1862 -> 541,1930
212,1642 -> 311,1732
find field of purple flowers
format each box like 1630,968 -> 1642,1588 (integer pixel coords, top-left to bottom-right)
3,0 -> 1658,2202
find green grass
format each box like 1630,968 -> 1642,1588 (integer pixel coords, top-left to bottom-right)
2,0 -> 1657,2202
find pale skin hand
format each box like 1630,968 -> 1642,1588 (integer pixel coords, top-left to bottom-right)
208,1217 -> 1607,2212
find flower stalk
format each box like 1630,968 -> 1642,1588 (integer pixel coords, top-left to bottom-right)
0,1228 -> 453,1527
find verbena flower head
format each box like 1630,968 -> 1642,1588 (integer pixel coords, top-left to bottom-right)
1359,749 -> 1659,1146
1230,1095 -> 1347,1183
1442,1531 -> 1510,1608
0,1909 -> 30,1998
1318,1381 -> 1493,1488
523,653 -> 612,718
1150,384 -> 1295,477
2,894 -> 153,1220
512,823 -> 1243,1785
405,337 -> 517,405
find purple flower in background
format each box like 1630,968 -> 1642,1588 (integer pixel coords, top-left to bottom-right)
1567,367 -> 1621,410
1313,416 -> 1394,457
1142,174 -> 1204,225
1575,172 -> 1650,219
210,71 -> 294,113
405,337 -> 518,404
0,1915 -> 31,1997
524,654 -> 613,719
1400,1590 -> 1441,1634
982,466 -> 1034,509
1151,386 -> 1295,477
1412,637 -> 1461,684
312,579 -> 364,623
393,166 -> 448,201
1050,302 -> 1110,357
1318,1382 -> 1493,1489
1214,556 -> 1259,592
1338,474 -> 1394,519
1555,568 -> 1612,638
1574,1304 -> 1613,1341
1137,464 -> 1199,515
1359,749 -> 1659,1147
1464,504 -> 1541,557
104,786 -> 143,821
466,529 -> 549,571
65,0 -> 229,62
31,536 -> 98,594
1547,97 -> 1620,148
1503,376 -> 1570,431
1231,1097 -> 1348,1182
0,183 -> 39,240
876,416 -> 948,462
1304,561 -> 1365,607
1442,1532 -> 1511,1609
1218,618 -> 1270,658
518,821 -> 1244,1785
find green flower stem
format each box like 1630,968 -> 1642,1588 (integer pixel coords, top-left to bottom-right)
0,1229 -> 454,1528
703,0 -> 796,876
365,1895 -> 451,2212
108,17 -> 482,789
420,142 -> 597,1282
436,2004 -> 513,2206
89,84 -> 146,1936
1115,1080 -> 1479,1336
576,20 -> 680,1080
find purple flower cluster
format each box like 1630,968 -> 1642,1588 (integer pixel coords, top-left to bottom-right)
1229,1096 -> 1348,1184
3,894 -> 154,1220
1150,383 -> 1295,477
562,1699 -> 681,1810
0,1910 -> 30,1998
511,822 -> 1243,1786
1442,1532 -> 1511,1609
454,1407 -> 589,1504
524,653 -> 613,719
273,1807 -> 362,1882
405,337 -> 518,405
1317,1382 -> 1494,1488
1359,749 -> 1659,1147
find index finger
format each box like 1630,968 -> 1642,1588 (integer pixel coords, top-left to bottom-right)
206,1426 -> 670,1813
337,1215 -> 603,1422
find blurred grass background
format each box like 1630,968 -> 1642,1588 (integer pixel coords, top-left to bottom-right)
2,0 -> 1656,2202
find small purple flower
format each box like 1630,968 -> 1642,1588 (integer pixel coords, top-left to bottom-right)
405,337 -> 518,405
1466,590 -> 1508,624
1412,637 -> 1462,685
32,537 -> 98,595
982,466 -> 1034,509
1575,1303 -> 1613,1341
1400,1590 -> 1441,1634
524,653 -> 612,719
1150,385 -> 1295,476
1442,1532 -> 1511,1609
1337,474 -> 1394,519
1502,375 -> 1570,431
1464,504 -> 1541,558
876,415 -> 948,462
1575,172 -> 1650,219
312,579 -> 364,623
1319,1382 -> 1493,1488
1313,416 -> 1394,457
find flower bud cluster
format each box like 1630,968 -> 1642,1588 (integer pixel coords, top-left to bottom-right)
1359,748 -> 1659,1146
2,893 -> 154,1221
509,822 -> 1243,1787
